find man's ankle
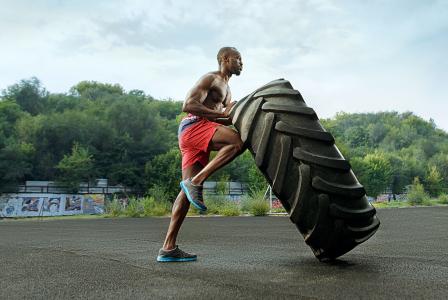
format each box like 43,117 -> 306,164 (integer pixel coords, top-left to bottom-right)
163,245 -> 175,251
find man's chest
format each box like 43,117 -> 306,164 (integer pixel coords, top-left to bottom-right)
208,85 -> 230,103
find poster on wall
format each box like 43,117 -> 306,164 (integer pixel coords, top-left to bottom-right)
1,195 -> 19,217
43,197 -> 61,213
0,193 -> 105,218
64,195 -> 82,212
83,194 -> 105,214
20,197 -> 45,217
0,195 -> 10,217
21,197 -> 41,212
40,197 -> 62,216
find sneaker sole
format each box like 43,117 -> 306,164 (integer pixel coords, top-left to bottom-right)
180,181 -> 207,211
157,256 -> 197,262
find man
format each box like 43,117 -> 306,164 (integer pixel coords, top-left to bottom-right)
157,47 -> 244,262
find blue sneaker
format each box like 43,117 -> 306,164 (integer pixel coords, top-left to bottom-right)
157,246 -> 197,262
180,178 -> 207,211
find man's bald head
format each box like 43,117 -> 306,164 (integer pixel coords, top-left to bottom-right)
217,47 -> 239,65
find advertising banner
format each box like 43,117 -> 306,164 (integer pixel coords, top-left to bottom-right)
0,193 -> 105,218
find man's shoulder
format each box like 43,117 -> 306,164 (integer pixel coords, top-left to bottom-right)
195,72 -> 221,88
200,72 -> 221,81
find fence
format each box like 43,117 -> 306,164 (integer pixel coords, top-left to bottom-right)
0,180 -> 130,195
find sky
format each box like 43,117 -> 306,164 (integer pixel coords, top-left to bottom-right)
0,0 -> 447,130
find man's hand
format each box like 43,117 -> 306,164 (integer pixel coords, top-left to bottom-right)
213,117 -> 233,126
222,101 -> 237,118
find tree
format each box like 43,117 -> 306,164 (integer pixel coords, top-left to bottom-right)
407,177 -> 428,205
56,143 -> 94,192
344,126 -> 369,148
429,153 -> 448,188
145,148 -> 182,201
128,89 -> 146,98
351,151 -> 393,198
28,110 -> 100,179
208,150 -> 268,191
248,163 -> 267,192
1,77 -> 48,115
0,141 -> 35,190
368,122 -> 387,146
0,100 -> 25,147
70,81 -> 124,100
107,161 -> 141,190
425,165 -> 443,197
2,77 -> 447,199
387,154 -> 410,196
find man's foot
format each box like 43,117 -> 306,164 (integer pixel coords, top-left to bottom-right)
180,178 -> 207,211
156,245 -> 197,262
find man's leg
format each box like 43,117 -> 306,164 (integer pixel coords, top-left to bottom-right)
190,126 -> 244,186
162,162 -> 203,251
162,126 -> 243,250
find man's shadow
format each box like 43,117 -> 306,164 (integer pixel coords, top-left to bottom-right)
278,255 -> 378,274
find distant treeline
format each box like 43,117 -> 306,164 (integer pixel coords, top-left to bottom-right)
321,111 -> 448,197
1,77 -> 447,199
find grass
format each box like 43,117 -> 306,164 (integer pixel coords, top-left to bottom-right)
219,201 -> 241,216
372,201 -> 410,209
104,196 -> 171,218
270,207 -> 287,214
372,195 -> 448,209
194,193 -> 241,216
142,196 -> 171,216
241,189 -> 270,216
438,194 -> 448,204
204,195 -> 226,215
124,198 -> 142,217
105,197 -> 122,217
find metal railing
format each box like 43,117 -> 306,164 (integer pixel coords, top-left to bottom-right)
1,184 -> 129,195
202,181 -> 250,195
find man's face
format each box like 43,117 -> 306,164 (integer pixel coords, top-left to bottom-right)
227,51 -> 243,76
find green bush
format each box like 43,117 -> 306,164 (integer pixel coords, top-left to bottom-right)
142,196 -> 171,216
219,201 -> 241,216
124,198 -> 143,217
105,197 -> 124,217
204,194 -> 241,216
149,185 -> 170,202
243,189 -> 270,216
216,174 -> 230,195
407,177 -> 429,205
421,198 -> 433,206
205,195 -> 225,215
250,199 -> 270,216
437,194 -> 448,204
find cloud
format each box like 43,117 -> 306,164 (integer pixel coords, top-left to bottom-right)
0,0 -> 447,130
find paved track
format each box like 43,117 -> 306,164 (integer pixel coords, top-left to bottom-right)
1,207 -> 447,299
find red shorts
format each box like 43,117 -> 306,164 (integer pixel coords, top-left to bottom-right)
178,116 -> 221,170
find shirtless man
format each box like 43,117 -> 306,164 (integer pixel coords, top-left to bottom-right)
157,47 -> 244,262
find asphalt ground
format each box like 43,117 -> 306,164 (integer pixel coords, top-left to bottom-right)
1,207 -> 447,299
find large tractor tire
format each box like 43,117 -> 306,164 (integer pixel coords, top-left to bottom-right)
230,79 -> 380,261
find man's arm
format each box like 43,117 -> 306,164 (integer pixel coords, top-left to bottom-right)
211,88 -> 235,126
182,74 -> 228,119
